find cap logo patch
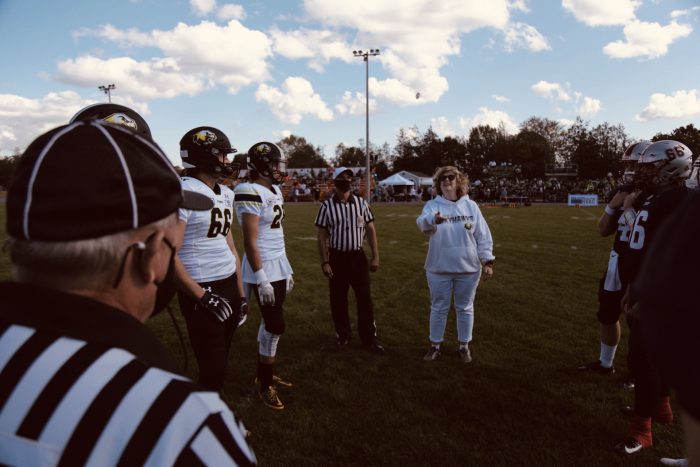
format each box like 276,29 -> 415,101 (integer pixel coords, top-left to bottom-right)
103,113 -> 137,131
193,130 -> 217,146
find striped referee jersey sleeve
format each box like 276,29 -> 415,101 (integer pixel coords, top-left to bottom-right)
314,202 -> 328,228
0,325 -> 256,466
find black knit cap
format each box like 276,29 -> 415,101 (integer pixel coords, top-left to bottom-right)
7,120 -> 212,241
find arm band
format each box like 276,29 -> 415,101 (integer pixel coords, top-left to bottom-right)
604,205 -> 617,216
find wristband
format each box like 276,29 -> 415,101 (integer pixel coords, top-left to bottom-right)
604,205 -> 617,216
254,269 -> 269,285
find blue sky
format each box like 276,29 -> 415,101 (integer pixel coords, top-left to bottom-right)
1,0 -> 698,166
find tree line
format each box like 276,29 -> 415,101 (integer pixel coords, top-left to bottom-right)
279,118 -> 700,181
2,119 -> 698,189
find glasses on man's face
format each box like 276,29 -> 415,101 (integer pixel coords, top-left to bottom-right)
439,174 -> 456,182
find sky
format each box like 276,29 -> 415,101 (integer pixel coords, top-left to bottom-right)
0,0 -> 699,166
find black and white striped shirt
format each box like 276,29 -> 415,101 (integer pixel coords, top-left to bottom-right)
0,282 -> 256,467
314,194 -> 375,251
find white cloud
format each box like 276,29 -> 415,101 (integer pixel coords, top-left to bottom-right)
532,80 -> 601,118
635,89 -> 700,121
531,80 -> 571,101
578,96 -> 601,117
217,4 -> 245,20
603,20 -> 692,59
0,91 -> 97,155
335,91 -> 378,116
503,22 -> 551,52
670,6 -> 700,19
431,117 -> 455,137
562,0 -> 640,26
458,107 -> 519,135
255,77 -> 333,124
302,0 -> 519,105
558,118 -> 575,127
270,28 -> 352,72
56,56 -> 206,99
191,0 -> 216,16
492,94 -> 510,102
69,21 -> 272,95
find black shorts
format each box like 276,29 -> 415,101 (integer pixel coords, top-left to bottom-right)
596,277 -> 625,325
251,279 -> 287,335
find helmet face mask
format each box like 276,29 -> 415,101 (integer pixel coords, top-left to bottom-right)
634,140 -> 692,191
247,142 -> 287,185
621,141 -> 651,185
180,127 -> 238,177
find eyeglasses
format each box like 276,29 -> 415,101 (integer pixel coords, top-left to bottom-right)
439,174 -> 456,182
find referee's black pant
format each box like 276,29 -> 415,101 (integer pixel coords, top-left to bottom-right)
328,249 -> 377,344
177,273 -> 240,392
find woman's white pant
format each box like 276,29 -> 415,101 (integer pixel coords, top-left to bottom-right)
426,271 -> 481,344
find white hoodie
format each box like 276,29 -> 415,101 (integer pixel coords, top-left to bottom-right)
416,195 -> 495,274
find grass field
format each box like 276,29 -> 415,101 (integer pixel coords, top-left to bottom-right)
0,203 -> 684,466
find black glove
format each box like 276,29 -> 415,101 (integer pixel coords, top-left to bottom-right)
237,298 -> 249,327
198,290 -> 233,322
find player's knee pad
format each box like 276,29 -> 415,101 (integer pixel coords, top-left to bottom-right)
259,329 -> 281,357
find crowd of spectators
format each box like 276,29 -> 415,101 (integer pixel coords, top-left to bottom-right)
220,167 -> 619,205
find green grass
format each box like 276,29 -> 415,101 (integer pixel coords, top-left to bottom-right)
0,203 -> 684,466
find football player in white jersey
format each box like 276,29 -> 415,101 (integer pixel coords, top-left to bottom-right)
174,126 -> 247,392
234,141 -> 293,410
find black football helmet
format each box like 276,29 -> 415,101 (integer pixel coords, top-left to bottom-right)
179,126 -> 238,176
70,103 -> 152,140
247,141 -> 287,184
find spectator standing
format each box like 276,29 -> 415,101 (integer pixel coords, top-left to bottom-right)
416,166 -> 495,363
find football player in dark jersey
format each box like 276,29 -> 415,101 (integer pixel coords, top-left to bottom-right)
614,140 -> 693,455
578,141 -> 651,377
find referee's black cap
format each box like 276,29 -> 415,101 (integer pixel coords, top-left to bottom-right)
7,120 -> 212,241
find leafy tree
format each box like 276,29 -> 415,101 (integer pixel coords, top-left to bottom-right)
520,116 -> 565,163
277,134 -> 326,168
333,143 -> 365,167
512,130 -> 555,178
652,124 -> 700,161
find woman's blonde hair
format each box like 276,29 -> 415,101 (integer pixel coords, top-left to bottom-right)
433,166 -> 469,198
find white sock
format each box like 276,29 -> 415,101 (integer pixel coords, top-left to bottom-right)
599,343 -> 617,368
459,341 -> 468,350
430,342 -> 441,349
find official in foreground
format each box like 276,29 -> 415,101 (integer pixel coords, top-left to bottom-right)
0,120 -> 256,466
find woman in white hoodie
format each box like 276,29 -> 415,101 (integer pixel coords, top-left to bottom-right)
416,166 -> 495,363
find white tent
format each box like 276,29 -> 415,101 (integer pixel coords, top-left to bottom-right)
378,174 -> 414,186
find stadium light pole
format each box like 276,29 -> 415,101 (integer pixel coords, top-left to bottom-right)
98,84 -> 116,103
353,48 -> 380,202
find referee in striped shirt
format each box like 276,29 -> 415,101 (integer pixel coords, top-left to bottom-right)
315,168 -> 384,354
0,120 -> 255,466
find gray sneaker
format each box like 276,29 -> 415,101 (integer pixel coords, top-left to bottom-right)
423,346 -> 440,361
459,347 -> 472,363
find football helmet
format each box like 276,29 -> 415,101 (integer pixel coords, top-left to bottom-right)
70,103 -> 152,140
635,140 -> 692,191
247,141 -> 287,184
179,127 -> 238,176
621,140 -> 652,184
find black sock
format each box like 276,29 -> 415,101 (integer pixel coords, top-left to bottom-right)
258,362 -> 274,389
